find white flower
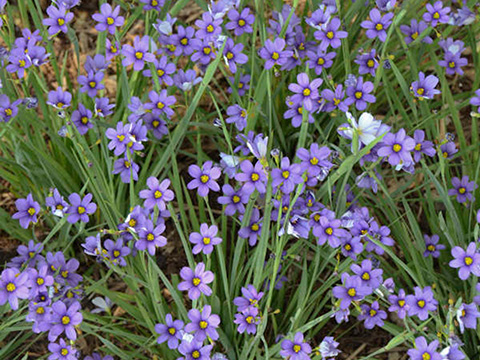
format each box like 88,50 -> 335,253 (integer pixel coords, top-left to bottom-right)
343,112 -> 382,151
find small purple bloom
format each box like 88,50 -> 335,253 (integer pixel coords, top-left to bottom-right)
440,141 -> 458,159
279,332 -> 312,360
423,234 -> 445,258
355,49 -> 378,77
189,223 -> 222,255
92,3 -> 124,35
0,268 -> 29,310
185,305 -> 221,341
361,9 -> 394,42
47,87 -> 72,109
377,129 -> 415,166
78,70 -> 104,97
423,1 -> 450,27
187,161 -> 221,197
48,300 -> 82,341
155,313 -> 184,349
43,5 -> 73,35
178,262 -> 214,300
195,12 -> 222,40
314,17 -> 348,49
258,38 -> 293,70
104,238 -> 130,266
306,47 -> 336,76
113,156 -> 139,183
226,104 -> 248,131
400,19 -> 433,44
449,242 -> 480,280
288,72 -> 323,111
345,76 -> 376,110
234,307 -> 259,334
144,89 -> 176,118
388,289 -> 408,319
406,286 -> 438,320
448,176 -> 477,204
351,259 -> 383,291
226,7 -> 254,36
407,336 -> 442,360
223,38 -> 248,74
178,341 -> 212,360
233,284 -> 263,312
238,208 -> 262,246
332,273 -> 370,309
358,301 -> 387,329
71,103 -> 93,135
48,338 -> 77,360
413,129 -> 436,162
139,177 -> 175,211
271,157 -> 304,194
136,219 -> 167,255
12,193 -> 41,229
411,71 -> 440,99
66,193 -> 97,224
439,51 -> 468,76
218,184 -> 248,216
122,36 -> 156,71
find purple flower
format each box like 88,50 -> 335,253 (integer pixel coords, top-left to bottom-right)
423,1 -> 450,27
228,74 -> 250,96
406,286 -> 438,320
48,338 -> 77,360
92,3 -> 124,34
351,259 -> 383,291
400,19 -> 433,44
288,73 -> 323,111
78,70 -> 104,97
284,98 -> 313,127
234,307 -> 259,334
449,242 -> 480,280
104,238 -> 130,266
306,48 -> 336,76
218,184 -> 248,216
470,89 -> 480,113
296,143 -> 332,177
340,236 -> 363,260
233,284 -> 263,312
178,262 -> 214,300
5,49 -> 31,79
106,38 -> 120,60
361,9 -> 394,42
355,49 -> 378,76
139,177 -> 175,211
43,5 -> 73,35
321,84 -> 349,112
95,97 -> 115,117
238,208 -> 262,246
332,273 -> 370,309
314,17 -> 348,49
226,7 -> 254,36
66,193 -> 96,224
12,193 -> 40,229
155,313 -> 184,349
174,69 -> 203,91
279,332 -> 312,360
8,240 -> 44,268
143,56 -> 176,86
144,113 -> 168,139
407,336 -> 442,360
413,130 -> 436,162
136,219 -> 167,255
195,12 -> 222,40
48,300 -> 82,341
28,265 -> 54,297
122,36 -> 156,71
140,0 -> 165,11
439,51 -> 468,76
144,89 -> 176,118
84,353 -> 113,360
388,289 -> 408,319
226,104 -> 248,131
440,141 -> 458,159
71,103 -> 93,135
191,38 -> 216,65
185,305 -> 220,341
271,157 -> 304,194
189,223 -> 222,255
345,76 -> 376,110
223,38 -> 248,74
259,38 -> 293,70
173,25 -> 195,56
187,161 -> 221,197
0,268 -> 29,310
178,341 -> 212,360
423,234 -> 445,258
457,303 -> 480,333
312,212 -> 349,248
377,129 -> 415,166
411,71 -> 440,99
47,87 -> 72,109
358,301 -> 387,329
0,94 -> 21,123
448,176 -> 477,203
113,156 -> 139,183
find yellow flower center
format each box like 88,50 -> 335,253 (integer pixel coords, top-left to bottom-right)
465,256 -> 473,265
128,219 -> 136,227
246,316 -> 253,323
344,244 -> 352,251
251,223 -> 259,231
443,151 -> 448,158
333,98 -> 341,106
5,108 -> 12,116
199,320 -> 208,329
282,170 -> 290,179
152,120 -> 160,128
271,52 -> 279,60
347,288 -> 356,297
61,348 -> 69,356
449,61 -> 456,68
111,46 -> 118,53
168,327 -> 176,335
157,69 -> 165,77
200,175 -> 209,183
459,187 -> 466,194
355,91 -> 363,99
310,157 -> 319,165
412,31 -> 419,40
6,283 -> 16,292
113,250 -> 120,258
206,24 -> 214,33
238,19 -> 246,26
151,0 -> 158,5
239,82 -> 244,89
81,116 -> 89,124
298,107 -> 303,114
135,51 -> 144,60
326,31 -> 334,39
417,87 -> 425,95
314,214 -> 321,222
369,309 -> 377,317
89,81 -> 96,88
203,47 -> 212,55
293,345 -> 301,353
61,271 -> 68,278
233,195 -> 240,203
167,44 -> 176,52
58,18 -> 65,26
240,110 -> 246,118
362,272 -> 370,281
37,277 -> 44,285
154,190 -> 162,199
27,207 -> 36,216
77,206 -> 86,214
393,144 -> 402,153
227,52 -> 234,60
19,60 -> 26,67
325,227 -> 333,235
107,17 -> 114,25
415,143 -> 422,151
192,277 -> 201,286
375,23 -> 383,31
317,57 -> 325,65
61,315 -> 70,325
147,233 -> 155,241
367,59 -> 375,68
203,237 -> 211,245
251,172 -> 259,181
181,38 -> 188,45
417,300 -> 425,308
157,101 -> 165,109
124,161 -> 131,168
398,300 -> 405,307
303,88 -> 311,96
427,245 -> 435,252
37,306 -> 45,314
433,12 -> 440,20
423,352 -> 431,360
192,351 -> 200,359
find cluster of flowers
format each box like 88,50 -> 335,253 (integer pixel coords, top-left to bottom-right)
0,240 -> 85,360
